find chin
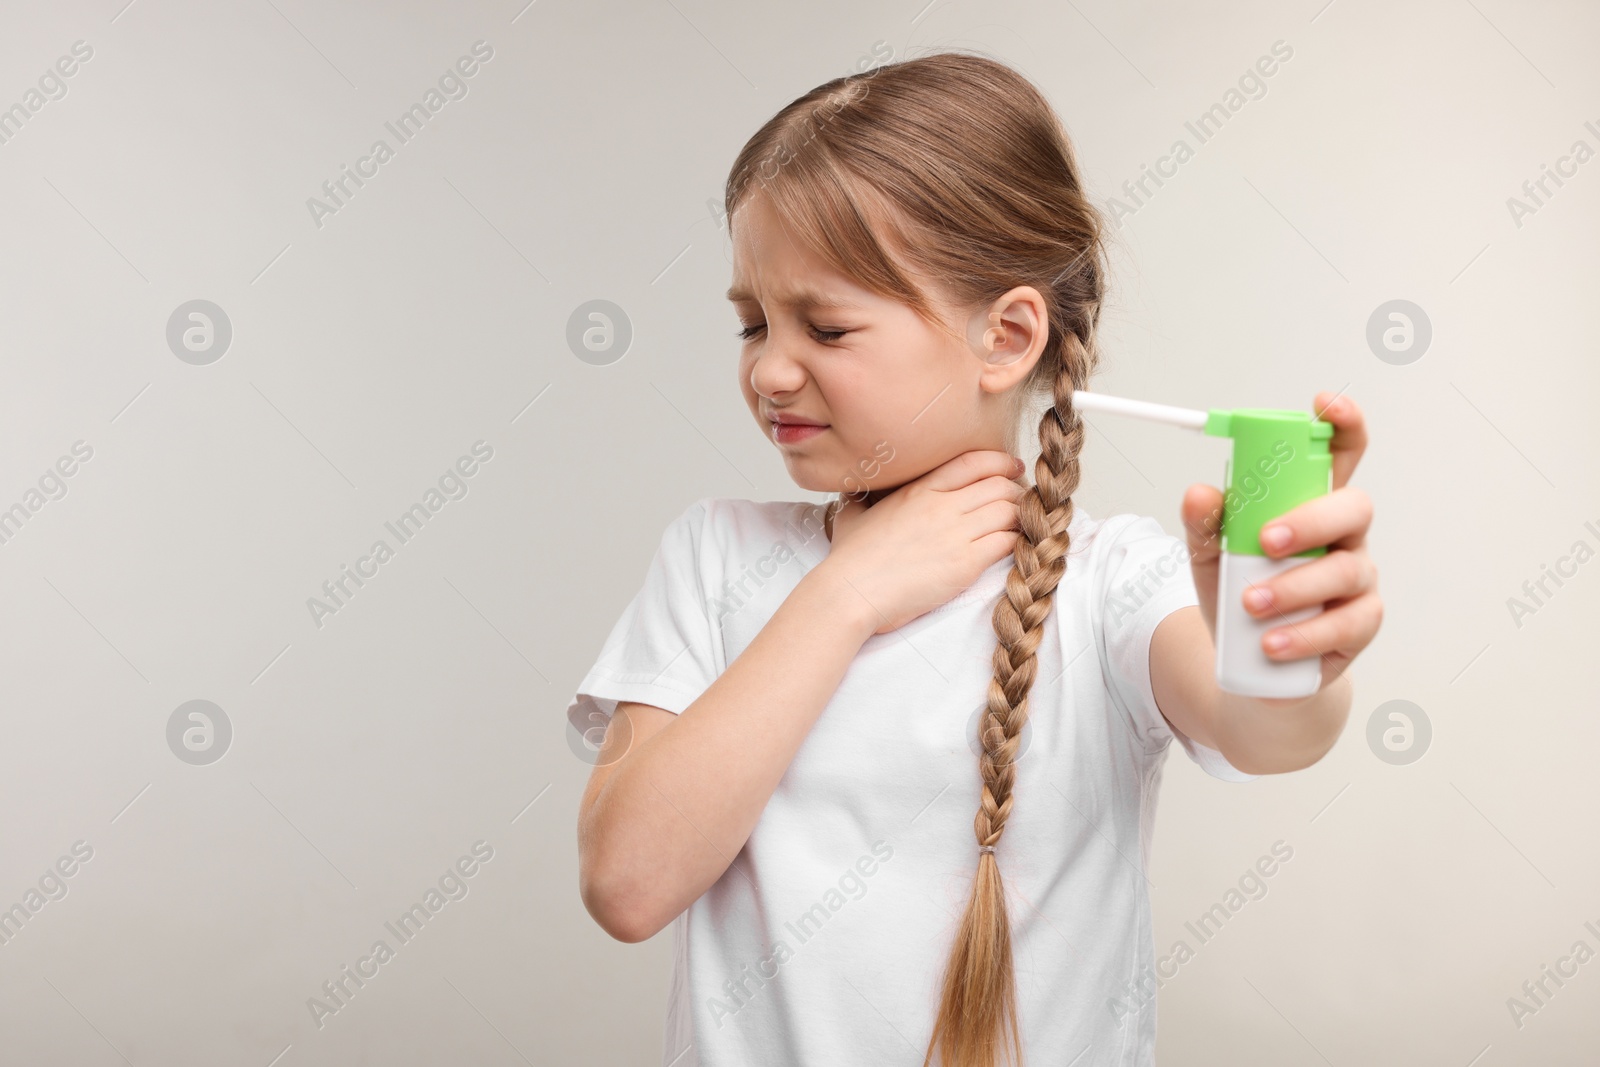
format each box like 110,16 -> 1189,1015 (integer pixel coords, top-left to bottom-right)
787,466 -> 909,502
781,462 -> 842,494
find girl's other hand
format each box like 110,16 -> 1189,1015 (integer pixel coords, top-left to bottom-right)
821,449 -> 1027,635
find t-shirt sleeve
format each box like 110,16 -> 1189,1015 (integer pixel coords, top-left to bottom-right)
564,499 -> 723,751
1097,515 -> 1257,783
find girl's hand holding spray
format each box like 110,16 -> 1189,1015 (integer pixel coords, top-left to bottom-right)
1067,391 -> 1334,698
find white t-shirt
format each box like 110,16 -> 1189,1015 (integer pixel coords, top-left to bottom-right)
566,497 -> 1256,1066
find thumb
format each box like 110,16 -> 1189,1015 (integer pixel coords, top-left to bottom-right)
1180,483 -> 1225,566
1181,483 -> 1225,638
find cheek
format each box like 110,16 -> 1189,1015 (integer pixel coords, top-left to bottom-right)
843,343 -> 971,469
817,362 -> 883,427
835,349 -> 922,423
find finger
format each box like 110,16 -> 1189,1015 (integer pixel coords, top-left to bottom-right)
1241,548 -> 1376,618
1257,485 -> 1373,558
1261,591 -> 1383,662
974,528 -> 1022,566
1312,391 -> 1368,491
920,449 -> 1025,492
955,473 -> 1030,513
966,497 -> 1022,536
1180,483 -> 1226,566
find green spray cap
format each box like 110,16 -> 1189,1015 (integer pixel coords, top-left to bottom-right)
1201,408 -> 1333,558
1067,391 -> 1334,559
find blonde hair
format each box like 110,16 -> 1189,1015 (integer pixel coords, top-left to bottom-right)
724,49 -> 1107,1067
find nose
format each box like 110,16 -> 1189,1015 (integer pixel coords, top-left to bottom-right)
746,327 -> 810,400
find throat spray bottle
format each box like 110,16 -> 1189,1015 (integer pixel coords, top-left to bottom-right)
1070,391 -> 1334,699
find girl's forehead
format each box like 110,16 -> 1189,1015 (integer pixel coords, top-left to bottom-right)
730,212 -> 822,273
727,232 -> 867,310
726,187 -> 949,315
725,275 -> 866,311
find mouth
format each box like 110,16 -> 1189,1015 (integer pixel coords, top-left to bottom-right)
771,420 -> 829,445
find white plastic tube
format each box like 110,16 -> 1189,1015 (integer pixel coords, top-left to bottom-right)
1069,390 -> 1209,431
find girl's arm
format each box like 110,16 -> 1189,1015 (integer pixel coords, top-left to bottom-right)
1149,606 -> 1356,774
577,560 -> 878,943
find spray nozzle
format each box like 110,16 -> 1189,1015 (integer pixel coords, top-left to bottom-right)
1068,390 -> 1334,557
1067,390 -> 1333,442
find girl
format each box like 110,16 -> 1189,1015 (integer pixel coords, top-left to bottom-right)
569,50 -> 1380,1067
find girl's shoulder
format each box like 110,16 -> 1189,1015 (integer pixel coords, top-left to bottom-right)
1066,509 -> 1194,592
1071,508 -> 1178,553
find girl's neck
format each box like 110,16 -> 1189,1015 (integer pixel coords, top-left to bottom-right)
824,488 -> 891,542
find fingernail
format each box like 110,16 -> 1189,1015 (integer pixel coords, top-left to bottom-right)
1261,524 -> 1291,551
1244,587 -> 1272,612
1014,457 -> 1025,474
1264,630 -> 1289,652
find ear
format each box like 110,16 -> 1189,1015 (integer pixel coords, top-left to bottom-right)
970,286 -> 1049,394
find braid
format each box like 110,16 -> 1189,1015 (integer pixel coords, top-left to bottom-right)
982,337 -> 1089,843
922,326 -> 1094,1067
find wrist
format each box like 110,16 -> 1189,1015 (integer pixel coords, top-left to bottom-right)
799,560 -> 881,642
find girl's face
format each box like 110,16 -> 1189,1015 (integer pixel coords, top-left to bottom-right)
728,190 -> 1040,500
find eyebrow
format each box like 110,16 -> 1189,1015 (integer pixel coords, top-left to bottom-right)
725,284 -> 864,310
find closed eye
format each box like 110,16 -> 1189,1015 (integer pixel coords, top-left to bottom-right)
735,323 -> 848,342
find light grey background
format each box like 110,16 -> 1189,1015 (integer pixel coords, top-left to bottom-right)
0,0 -> 1595,1064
